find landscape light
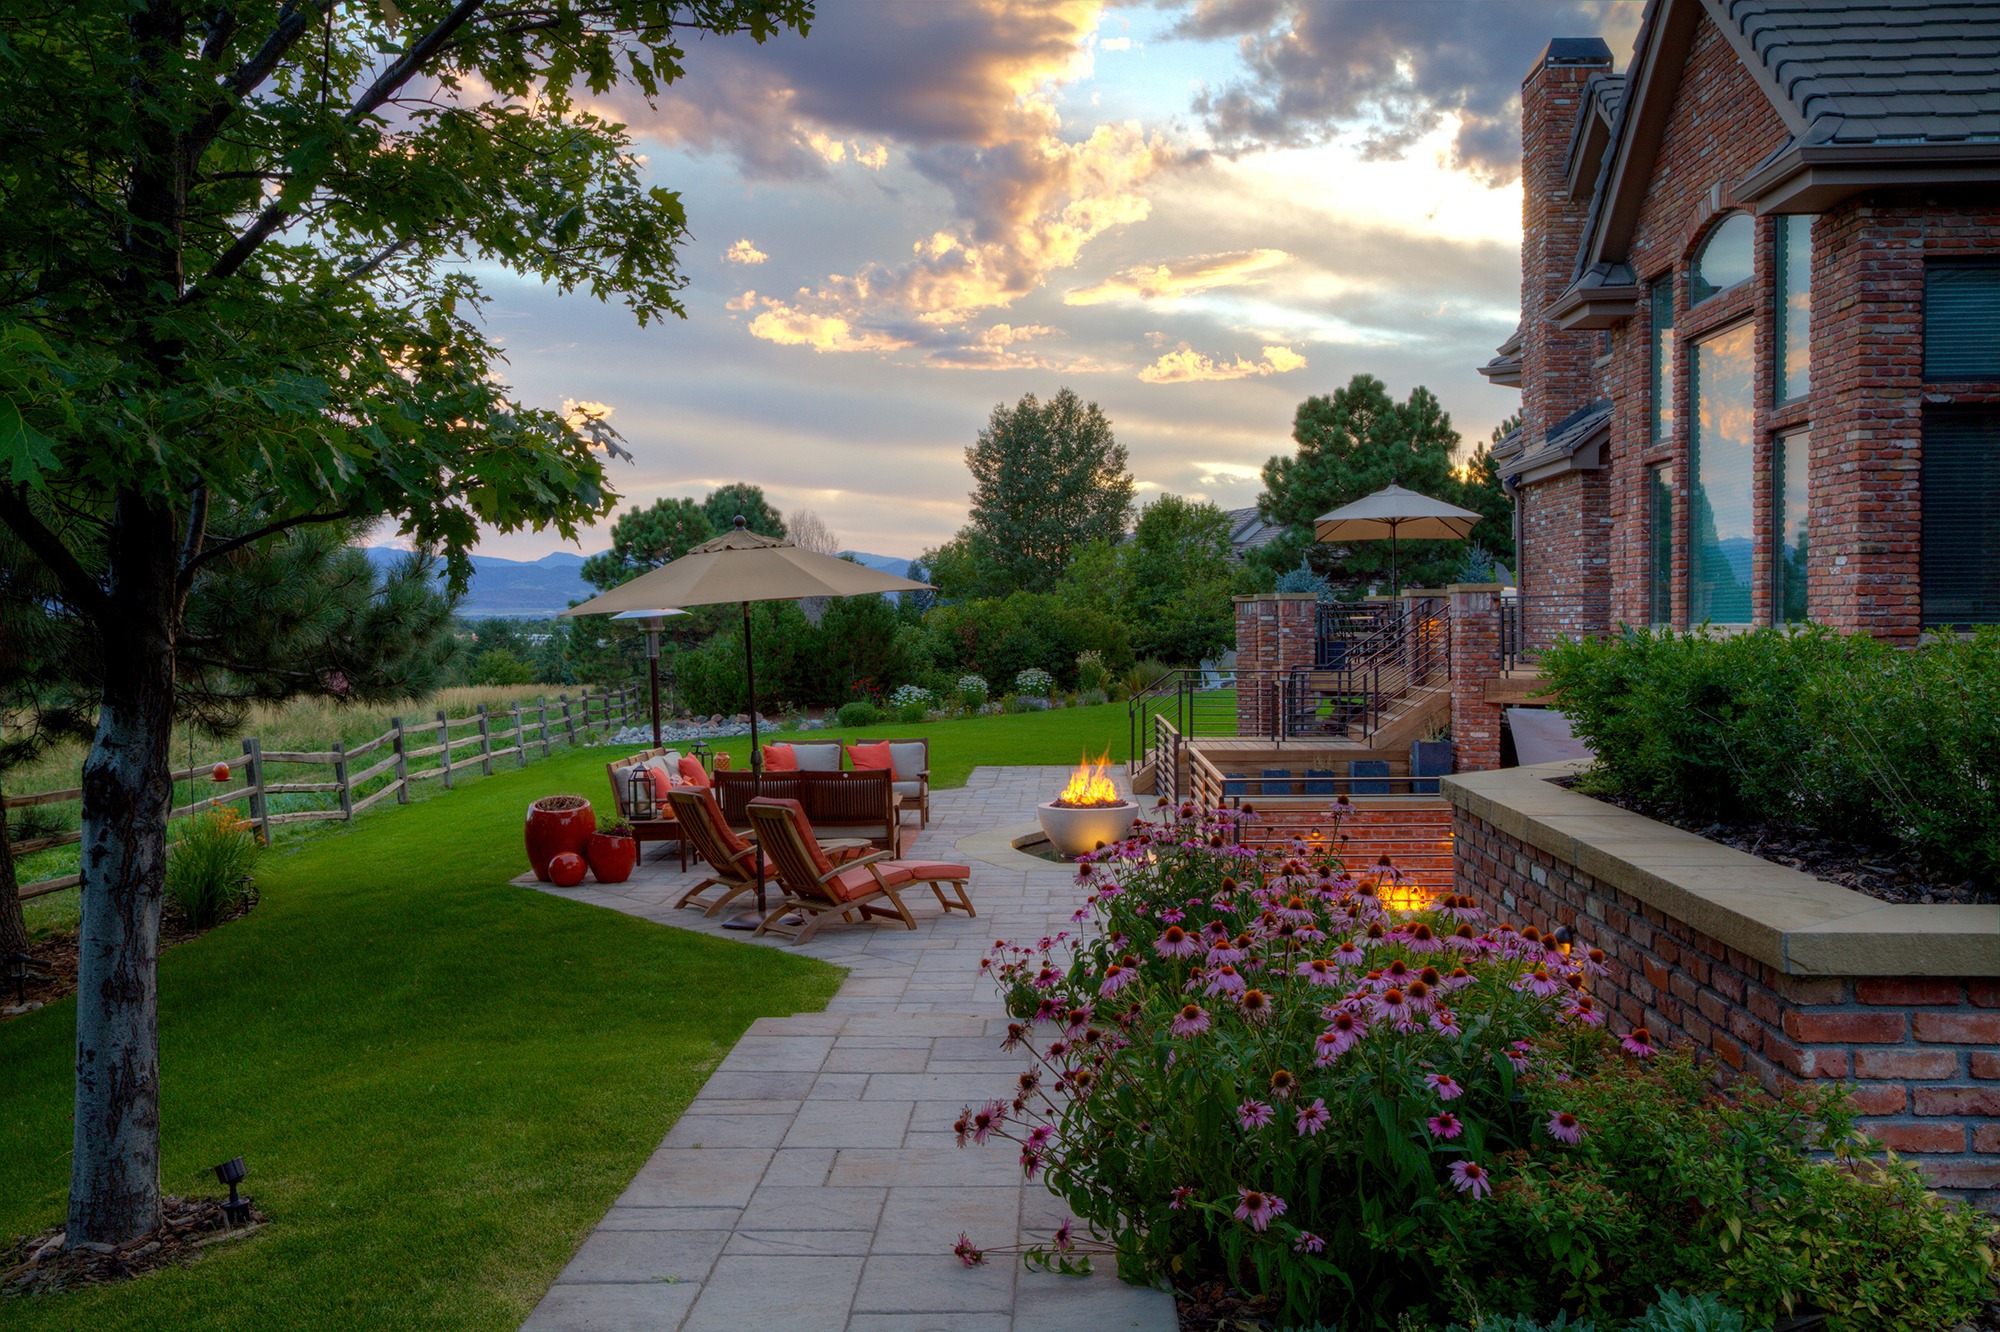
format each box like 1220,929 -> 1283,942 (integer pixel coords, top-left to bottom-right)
214,1156 -> 253,1226
1552,925 -> 1575,956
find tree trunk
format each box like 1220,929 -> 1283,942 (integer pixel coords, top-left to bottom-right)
67,494 -> 180,1247
0,797 -> 27,962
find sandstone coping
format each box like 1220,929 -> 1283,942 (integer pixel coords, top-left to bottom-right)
1442,761 -> 2000,978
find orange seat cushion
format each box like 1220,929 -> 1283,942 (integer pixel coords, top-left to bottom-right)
678,754 -> 711,787
846,741 -> 894,771
886,860 -> 971,882
828,862 -> 895,902
762,743 -> 798,771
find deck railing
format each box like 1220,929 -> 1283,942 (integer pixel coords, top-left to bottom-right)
1498,592 -> 1613,672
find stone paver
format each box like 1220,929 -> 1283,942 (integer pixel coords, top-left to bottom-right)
519,767 -> 1175,1332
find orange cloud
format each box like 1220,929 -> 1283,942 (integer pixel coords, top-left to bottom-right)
1138,343 -> 1306,384
1065,248 -> 1291,305
724,239 -> 768,265
746,300 -> 914,353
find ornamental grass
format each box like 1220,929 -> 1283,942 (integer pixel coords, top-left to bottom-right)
960,803 -> 1998,1331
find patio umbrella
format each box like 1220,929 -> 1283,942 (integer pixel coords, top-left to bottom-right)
564,519 -> 933,917
1313,483 -> 1483,594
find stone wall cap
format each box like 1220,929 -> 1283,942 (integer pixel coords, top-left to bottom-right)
1445,582 -> 1506,593
1443,762 -> 1999,979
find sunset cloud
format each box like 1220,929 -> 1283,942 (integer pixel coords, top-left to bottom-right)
724,239 -> 768,265
1065,248 -> 1291,305
745,300 -> 914,354
1138,343 -> 1306,384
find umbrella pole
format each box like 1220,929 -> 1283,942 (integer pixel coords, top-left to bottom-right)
744,599 -> 766,913
1390,527 -> 1401,597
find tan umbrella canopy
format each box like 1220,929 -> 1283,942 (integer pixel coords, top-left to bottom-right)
1313,483 -> 1483,594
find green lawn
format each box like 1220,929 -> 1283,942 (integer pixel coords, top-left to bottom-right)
701,698 -> 1136,784
0,745 -> 842,1331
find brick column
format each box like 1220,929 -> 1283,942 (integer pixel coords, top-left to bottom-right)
1233,594 -> 1319,736
1447,584 -> 1503,771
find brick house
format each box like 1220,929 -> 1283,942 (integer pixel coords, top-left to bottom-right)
1484,2 -> 2000,637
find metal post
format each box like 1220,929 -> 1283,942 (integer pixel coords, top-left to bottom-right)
333,740 -> 353,820
391,717 -> 409,804
436,710 -> 453,789
241,737 -> 271,844
477,705 -> 493,776
647,629 -> 663,747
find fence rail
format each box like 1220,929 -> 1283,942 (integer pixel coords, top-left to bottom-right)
1498,592 -> 1613,672
5,683 -> 645,902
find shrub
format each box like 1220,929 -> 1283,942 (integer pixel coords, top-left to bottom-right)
1541,625 -> 2000,882
955,673 -> 989,709
1076,649 -> 1111,693
1014,667 -> 1053,698
962,805 -> 1998,1331
166,808 -> 260,930
1076,687 -> 1109,707
835,700 -> 882,728
466,647 -> 535,687
889,684 -> 934,725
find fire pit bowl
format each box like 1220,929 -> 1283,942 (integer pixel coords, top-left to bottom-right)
1035,750 -> 1140,859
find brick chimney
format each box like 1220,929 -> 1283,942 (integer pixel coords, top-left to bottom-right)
1518,38 -> 1613,452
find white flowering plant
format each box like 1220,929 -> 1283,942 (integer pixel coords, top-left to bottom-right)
1013,668 -> 1053,698
888,684 -> 934,710
954,673 -> 989,709
952,804 -> 1985,1329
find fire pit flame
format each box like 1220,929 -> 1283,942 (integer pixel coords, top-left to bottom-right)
1053,750 -> 1124,808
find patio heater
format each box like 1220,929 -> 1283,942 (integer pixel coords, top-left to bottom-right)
610,608 -> 686,747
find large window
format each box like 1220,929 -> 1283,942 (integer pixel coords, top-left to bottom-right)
1925,264 -> 2000,381
1689,323 -> 1756,624
1922,409 -> 2000,626
1690,214 -> 1753,306
1775,215 -> 1813,402
1648,464 -> 1674,625
1649,278 -> 1675,444
1773,430 -> 1809,623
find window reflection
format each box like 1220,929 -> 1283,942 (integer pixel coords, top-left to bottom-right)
1776,216 -> 1812,401
1692,214 -> 1754,305
1774,430 -> 1809,622
1649,464 -> 1675,626
1691,324 -> 1755,623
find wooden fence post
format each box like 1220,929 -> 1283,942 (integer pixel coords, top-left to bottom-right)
391,717 -> 410,803
333,739 -> 353,820
477,704 -> 494,776
538,697 -> 552,758
436,710 -> 453,789
512,703 -> 529,767
241,737 -> 271,844
562,693 -> 578,747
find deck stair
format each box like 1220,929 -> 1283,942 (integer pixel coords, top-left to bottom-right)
1234,802 -> 1455,895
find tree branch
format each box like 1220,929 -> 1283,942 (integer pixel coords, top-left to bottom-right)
0,487 -> 110,622
178,483 -> 210,592
180,506 -> 355,580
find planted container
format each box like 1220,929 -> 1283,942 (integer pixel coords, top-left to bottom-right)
587,829 -> 638,885
526,794 -> 595,881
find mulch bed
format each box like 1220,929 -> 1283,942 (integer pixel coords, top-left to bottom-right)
3,892 -> 257,1021
1174,1278 -> 1278,1331
1565,787 -> 1996,908
3,1196 -> 268,1299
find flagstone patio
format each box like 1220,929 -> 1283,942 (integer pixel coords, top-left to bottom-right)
518,766 -> 1175,1332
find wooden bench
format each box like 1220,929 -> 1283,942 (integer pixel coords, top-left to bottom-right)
713,767 -> 907,857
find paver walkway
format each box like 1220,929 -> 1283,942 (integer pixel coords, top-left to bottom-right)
519,766 -> 1175,1332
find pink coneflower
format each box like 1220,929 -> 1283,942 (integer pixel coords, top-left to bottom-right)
969,1100 -> 1007,1144
1159,907 -> 1186,924
1293,1230 -> 1326,1255
1429,1007 -> 1462,1037
1449,1160 -> 1493,1200
1171,1003 -> 1212,1038
1295,1097 -> 1330,1136
1562,995 -> 1605,1026
1428,1112 -> 1464,1140
1238,988 -> 1274,1024
1402,922 -> 1444,954
1545,1110 -> 1584,1145
1621,1026 -> 1658,1058
1424,1072 -> 1464,1101
1154,925 -> 1199,959
1578,946 -> 1609,977
1237,1099 -> 1275,1130
1507,1039 -> 1536,1074
1373,987 -> 1414,1028
1514,967 -> 1565,997
1316,1011 -> 1366,1064
954,1232 -> 986,1266
1099,964 -> 1135,997
1268,1068 -> 1299,1100
1204,964 -> 1247,998
1168,1185 -> 1194,1210
1332,940 -> 1367,968
1442,965 -> 1476,992
1233,1188 -> 1287,1231
1019,1145 -> 1042,1180
1205,941 -> 1244,965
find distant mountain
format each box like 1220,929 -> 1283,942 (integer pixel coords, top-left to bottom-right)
364,546 -> 917,619
364,547 -> 600,620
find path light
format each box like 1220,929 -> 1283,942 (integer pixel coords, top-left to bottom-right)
214,1156 -> 253,1226
1551,925 -> 1575,957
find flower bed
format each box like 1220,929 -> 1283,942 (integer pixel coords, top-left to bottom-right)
958,803 -> 1998,1330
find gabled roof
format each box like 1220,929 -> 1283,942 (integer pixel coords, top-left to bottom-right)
1499,401 -> 1613,489
1563,73 -> 1629,198
1477,326 -> 1524,387
1564,0 -> 2000,291
1224,506 -> 1285,560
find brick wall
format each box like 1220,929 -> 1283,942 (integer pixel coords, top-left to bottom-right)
1232,595 -> 1318,736
1454,805 -> 2000,1211
1446,586 -> 1502,772
1515,470 -> 1611,613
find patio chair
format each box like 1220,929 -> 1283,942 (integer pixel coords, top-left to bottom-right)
665,787 -> 771,917
871,738 -> 932,828
605,748 -> 690,869
745,798 -> 975,945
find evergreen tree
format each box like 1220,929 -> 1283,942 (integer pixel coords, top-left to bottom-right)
1458,415 -> 1521,570
703,483 -> 786,540
1119,496 -> 1243,665
965,389 -> 1134,594
581,498 -> 716,593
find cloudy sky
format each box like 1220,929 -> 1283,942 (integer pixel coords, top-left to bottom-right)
470,0 -> 1643,563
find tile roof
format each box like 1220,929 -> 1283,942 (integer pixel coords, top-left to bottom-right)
1718,0 -> 2000,146
1498,401 -> 1613,487
1224,506 -> 1285,556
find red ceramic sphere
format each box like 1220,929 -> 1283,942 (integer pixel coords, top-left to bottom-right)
546,851 -> 588,888
587,833 -> 638,885
525,796 -> 596,881
211,762 -> 232,783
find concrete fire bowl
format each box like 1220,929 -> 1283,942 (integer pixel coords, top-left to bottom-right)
1036,800 -> 1141,859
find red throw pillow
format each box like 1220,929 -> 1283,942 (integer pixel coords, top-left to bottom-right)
648,765 -> 678,802
678,754 -> 711,788
762,743 -> 798,771
846,741 -> 894,772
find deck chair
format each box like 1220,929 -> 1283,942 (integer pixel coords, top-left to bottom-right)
745,798 -> 975,945
667,787 -> 871,918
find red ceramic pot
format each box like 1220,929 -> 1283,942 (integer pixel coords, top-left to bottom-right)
587,833 -> 638,885
547,851 -> 588,888
526,795 -> 595,881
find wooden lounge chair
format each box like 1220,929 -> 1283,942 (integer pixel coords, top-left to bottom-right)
668,786 -> 873,917
745,798 -> 975,945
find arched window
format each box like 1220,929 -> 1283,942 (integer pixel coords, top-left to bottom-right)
1690,213 -> 1753,305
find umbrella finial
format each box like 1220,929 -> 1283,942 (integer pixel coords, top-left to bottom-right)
732,514 -> 746,530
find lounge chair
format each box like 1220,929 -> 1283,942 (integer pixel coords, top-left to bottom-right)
667,787 -> 872,918
745,798 -> 974,945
